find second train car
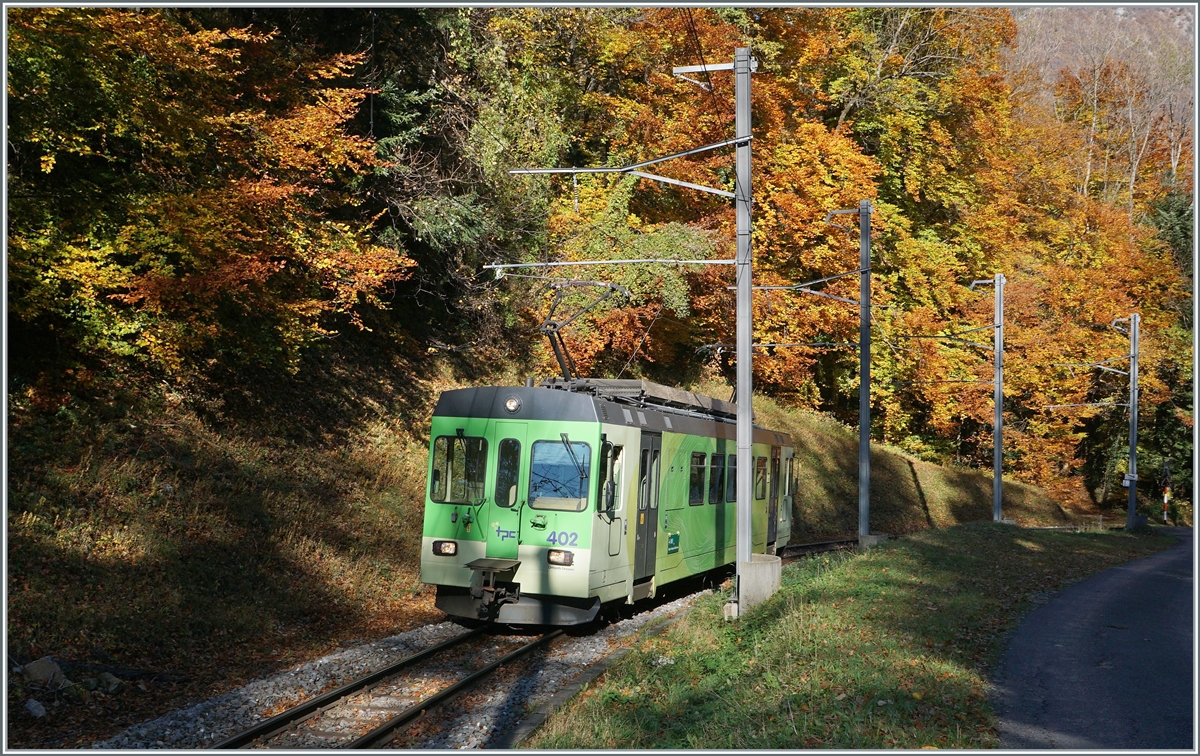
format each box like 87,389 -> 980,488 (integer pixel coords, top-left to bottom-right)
419,378 -> 794,625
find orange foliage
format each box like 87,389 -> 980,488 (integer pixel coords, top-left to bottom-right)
505,7 -> 1189,494
8,8 -> 414,375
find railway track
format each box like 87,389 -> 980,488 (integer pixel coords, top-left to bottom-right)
211,628 -> 562,750
207,538 -> 855,750
777,536 -> 860,562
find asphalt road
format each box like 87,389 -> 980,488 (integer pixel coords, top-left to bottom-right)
992,526 -> 1194,749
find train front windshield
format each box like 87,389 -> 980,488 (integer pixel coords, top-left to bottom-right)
528,440 -> 591,511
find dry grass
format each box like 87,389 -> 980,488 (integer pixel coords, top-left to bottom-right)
694,381 -> 1075,538
8,393 -> 434,668
5,346 -> 460,747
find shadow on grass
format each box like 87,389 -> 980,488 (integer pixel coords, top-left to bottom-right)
906,459 -> 936,529
8,432 -> 415,670
6,327 -> 449,674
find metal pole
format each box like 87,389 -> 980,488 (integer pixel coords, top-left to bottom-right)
858,200 -> 871,538
993,273 -> 1005,521
734,48 -> 754,601
1126,312 -> 1140,529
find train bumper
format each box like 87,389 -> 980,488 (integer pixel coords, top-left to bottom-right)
435,586 -> 601,626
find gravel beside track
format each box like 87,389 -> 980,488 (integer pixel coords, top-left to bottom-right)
92,593 -> 704,749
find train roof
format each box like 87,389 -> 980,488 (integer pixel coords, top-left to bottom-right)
432,379 -> 792,447
539,378 -> 738,421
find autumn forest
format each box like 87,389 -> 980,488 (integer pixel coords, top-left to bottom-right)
4,6 -> 1195,746
10,6 -> 1192,505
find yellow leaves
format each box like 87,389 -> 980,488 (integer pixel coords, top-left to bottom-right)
303,52 -> 367,81
8,9 -> 415,377
257,90 -> 378,179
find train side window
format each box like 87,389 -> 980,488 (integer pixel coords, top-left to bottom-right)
652,453 -> 662,513
598,442 -> 623,512
638,449 -> 650,510
495,438 -> 520,508
612,446 -> 624,510
688,452 -> 707,506
650,450 -> 661,510
430,435 -> 488,504
529,439 -> 591,511
785,456 -> 795,497
726,454 -> 737,502
708,453 -> 725,504
755,457 -> 768,500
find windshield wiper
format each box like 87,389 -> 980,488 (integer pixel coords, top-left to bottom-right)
560,433 -> 588,483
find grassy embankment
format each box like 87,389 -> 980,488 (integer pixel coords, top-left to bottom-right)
8,366 -> 1074,746
526,522 -> 1173,749
698,379 -> 1077,537
7,343 -> 472,746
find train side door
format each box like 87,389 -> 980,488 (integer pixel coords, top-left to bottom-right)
780,449 -> 794,540
487,422 -> 526,560
767,446 -> 781,547
603,443 -> 625,558
634,433 -> 661,581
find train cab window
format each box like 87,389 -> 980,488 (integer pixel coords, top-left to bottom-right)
598,442 -> 623,513
708,454 -> 725,504
529,439 -> 591,511
726,454 -> 737,502
495,438 -> 521,508
754,457 -> 768,500
688,452 -> 707,505
430,435 -> 487,503
784,457 -> 795,498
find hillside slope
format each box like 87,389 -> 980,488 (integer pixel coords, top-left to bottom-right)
737,385 -> 1074,537
7,368 -> 1067,747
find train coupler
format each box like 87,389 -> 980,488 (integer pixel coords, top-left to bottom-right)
466,558 -> 522,620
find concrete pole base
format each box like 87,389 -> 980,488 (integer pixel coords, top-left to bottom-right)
858,533 -> 889,550
725,554 -> 782,620
1125,514 -> 1149,532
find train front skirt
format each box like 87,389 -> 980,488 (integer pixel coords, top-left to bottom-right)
436,585 -> 602,625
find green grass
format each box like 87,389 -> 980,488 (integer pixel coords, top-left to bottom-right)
525,522 -> 1172,749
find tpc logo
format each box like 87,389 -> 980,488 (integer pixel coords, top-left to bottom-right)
494,524 -> 517,541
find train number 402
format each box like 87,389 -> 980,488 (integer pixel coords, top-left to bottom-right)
546,531 -> 579,547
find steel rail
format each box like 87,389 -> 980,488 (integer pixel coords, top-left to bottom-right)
347,629 -> 565,749
210,627 -> 486,750
777,537 -> 860,561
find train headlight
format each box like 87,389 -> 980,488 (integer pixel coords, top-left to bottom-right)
504,395 -> 522,413
433,540 -> 458,556
547,549 -> 574,566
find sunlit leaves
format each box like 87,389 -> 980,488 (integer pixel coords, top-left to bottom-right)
8,8 -> 413,381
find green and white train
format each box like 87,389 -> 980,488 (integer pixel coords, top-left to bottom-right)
419,378 -> 794,625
